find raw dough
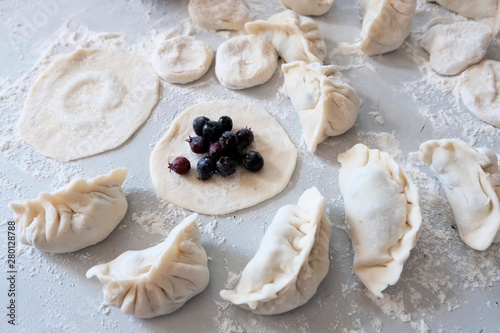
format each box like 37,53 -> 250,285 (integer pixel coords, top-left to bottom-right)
19,49 -> 159,162
282,61 -> 360,153
86,214 -> 209,318
152,36 -> 214,84
215,35 -> 278,90
338,144 -> 422,297
220,187 -> 332,315
420,21 -> 492,76
245,10 -> 327,64
188,0 -> 249,31
420,139 -> 500,251
360,0 -> 417,55
460,60 -> 500,128
281,0 -> 335,16
150,100 -> 297,216
9,169 -> 128,253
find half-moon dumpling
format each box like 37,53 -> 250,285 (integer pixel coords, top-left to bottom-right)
282,61 -> 360,153
281,0 -> 335,16
360,0 -> 417,55
8,168 -> 128,253
245,10 -> 327,64
338,144 -> 422,297
419,139 -> 500,251
220,187 -> 332,315
86,213 -> 209,318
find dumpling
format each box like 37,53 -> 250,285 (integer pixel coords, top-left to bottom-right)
245,10 -> 327,64
220,187 -> 332,315
188,0 -> 249,31
86,213 -> 209,318
360,0 -> 417,55
8,169 -> 128,253
338,144 -> 422,297
419,139 -> 500,251
281,0 -> 335,16
282,61 -> 360,153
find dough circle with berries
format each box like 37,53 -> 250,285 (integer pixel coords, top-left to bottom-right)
150,100 -> 297,215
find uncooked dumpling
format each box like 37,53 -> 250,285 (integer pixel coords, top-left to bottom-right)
245,10 -> 327,63
152,36 -> 214,84
215,35 -> 278,90
460,60 -> 500,128
360,0 -> 417,55
150,100 -> 297,216
420,21 -> 492,76
338,144 -> 422,297
86,214 -> 209,318
281,0 -> 335,16
220,187 -> 332,315
19,49 -> 159,162
282,61 -> 360,153
427,0 -> 498,21
9,169 -> 128,253
188,0 -> 249,31
420,139 -> 500,251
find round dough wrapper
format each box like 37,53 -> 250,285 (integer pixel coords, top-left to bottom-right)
281,0 -> 335,16
19,48 -> 159,162
188,0 -> 249,31
152,36 -> 214,84
150,100 -> 297,216
215,35 -> 278,90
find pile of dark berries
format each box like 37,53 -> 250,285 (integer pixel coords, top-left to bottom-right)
169,115 -> 264,180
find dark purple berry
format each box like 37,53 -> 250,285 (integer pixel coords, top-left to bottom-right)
186,136 -> 209,154
202,121 -> 223,143
218,116 -> 233,132
219,131 -> 238,153
208,142 -> 223,160
197,156 -> 216,180
216,156 -> 238,177
193,116 -> 210,136
168,157 -> 191,175
243,151 -> 264,172
236,128 -> 254,148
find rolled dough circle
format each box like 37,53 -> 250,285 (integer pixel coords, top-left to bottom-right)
150,100 -> 297,216
188,0 -> 249,31
19,49 -> 159,162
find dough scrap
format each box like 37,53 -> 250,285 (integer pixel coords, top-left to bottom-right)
338,144 -> 422,297
245,10 -> 327,64
86,214 -> 209,318
282,61 -> 360,153
220,187 -> 332,315
152,36 -> 214,84
360,0 -> 417,55
215,35 -> 278,90
281,0 -> 335,16
420,139 -> 500,251
460,60 -> 500,128
19,49 -> 159,162
188,0 -> 249,31
150,100 -> 297,216
9,169 -> 128,253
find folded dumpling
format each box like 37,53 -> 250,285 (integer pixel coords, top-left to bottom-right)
245,10 -> 327,64
338,144 -> 422,297
220,187 -> 332,315
419,139 -> 500,251
282,61 -> 360,153
86,213 -> 209,318
8,168 -> 128,253
360,0 -> 417,55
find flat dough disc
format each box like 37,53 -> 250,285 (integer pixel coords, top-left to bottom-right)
19,49 -> 159,162
150,100 -> 297,216
188,0 -> 249,31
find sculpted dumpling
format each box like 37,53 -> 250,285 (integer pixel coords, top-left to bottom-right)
8,169 -> 128,253
360,0 -> 417,55
420,139 -> 500,251
86,214 -> 209,318
282,61 -> 360,153
338,144 -> 422,297
281,0 -> 335,16
245,10 -> 327,63
220,187 -> 332,315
